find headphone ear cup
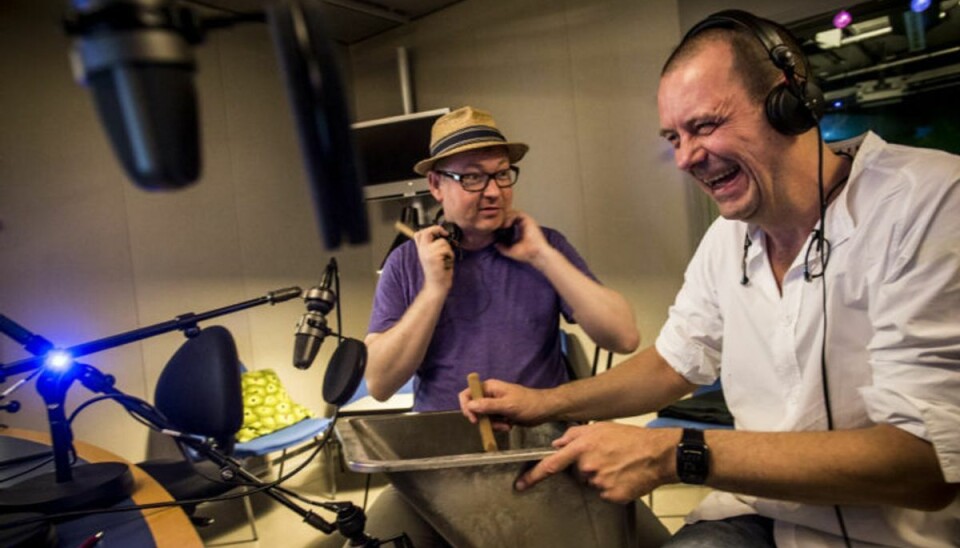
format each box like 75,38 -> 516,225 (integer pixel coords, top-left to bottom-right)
765,81 -> 822,136
439,221 -> 463,248
800,79 -> 826,123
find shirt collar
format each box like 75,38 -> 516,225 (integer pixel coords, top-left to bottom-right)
739,131 -> 883,274
824,131 -> 885,248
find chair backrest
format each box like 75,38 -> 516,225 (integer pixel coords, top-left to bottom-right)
560,330 -> 594,381
155,325 -> 244,453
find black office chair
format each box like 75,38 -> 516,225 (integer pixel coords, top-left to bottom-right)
136,325 -> 259,537
646,379 -> 733,430
560,329 -> 616,380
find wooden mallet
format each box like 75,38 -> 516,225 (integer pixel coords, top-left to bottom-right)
394,221 -> 416,238
467,372 -> 498,452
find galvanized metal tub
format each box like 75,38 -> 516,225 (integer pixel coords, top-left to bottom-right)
336,411 -> 636,547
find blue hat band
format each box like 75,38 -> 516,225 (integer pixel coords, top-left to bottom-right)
430,126 -> 507,157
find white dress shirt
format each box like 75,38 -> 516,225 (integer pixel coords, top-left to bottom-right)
656,132 -> 960,547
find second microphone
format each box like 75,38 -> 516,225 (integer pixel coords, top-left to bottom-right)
293,258 -> 338,370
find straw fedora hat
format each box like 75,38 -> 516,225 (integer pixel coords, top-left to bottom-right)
413,106 -> 529,175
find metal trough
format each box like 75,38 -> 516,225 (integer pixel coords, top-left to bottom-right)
336,411 -> 636,547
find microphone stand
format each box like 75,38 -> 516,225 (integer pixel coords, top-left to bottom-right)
0,314 -> 51,414
1,307 -> 412,545
163,428 -> 411,547
0,287 -> 302,513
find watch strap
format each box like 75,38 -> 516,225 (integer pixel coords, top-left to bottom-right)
676,428 -> 710,485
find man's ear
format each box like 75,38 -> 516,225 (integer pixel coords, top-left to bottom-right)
428,171 -> 443,202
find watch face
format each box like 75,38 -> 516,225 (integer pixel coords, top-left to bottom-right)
677,442 -> 709,484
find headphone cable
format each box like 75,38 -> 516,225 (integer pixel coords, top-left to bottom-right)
815,125 -> 853,548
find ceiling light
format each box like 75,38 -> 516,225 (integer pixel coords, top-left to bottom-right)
833,10 -> 853,29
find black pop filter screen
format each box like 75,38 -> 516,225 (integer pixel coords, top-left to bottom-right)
323,338 -> 366,407
267,1 -> 369,249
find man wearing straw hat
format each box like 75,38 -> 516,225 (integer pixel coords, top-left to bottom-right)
366,106 -> 640,412
358,106 -> 668,547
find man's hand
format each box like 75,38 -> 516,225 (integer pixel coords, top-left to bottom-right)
459,378 -> 551,431
514,422 -> 678,503
495,210 -> 552,266
413,225 -> 456,293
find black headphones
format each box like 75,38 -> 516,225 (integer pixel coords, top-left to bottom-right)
431,208 -> 464,254
682,10 -> 825,136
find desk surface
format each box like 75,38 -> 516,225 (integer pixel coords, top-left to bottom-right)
0,427 -> 202,548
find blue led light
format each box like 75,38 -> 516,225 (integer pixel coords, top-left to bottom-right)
833,100 -> 844,109
911,0 -> 933,13
45,350 -> 74,370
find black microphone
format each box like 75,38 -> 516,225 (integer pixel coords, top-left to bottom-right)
64,0 -> 203,189
64,0 -> 369,250
0,314 -> 54,356
293,258 -> 337,369
266,286 -> 304,304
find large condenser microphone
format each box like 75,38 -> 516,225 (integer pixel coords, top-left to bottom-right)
63,0 -> 370,249
63,0 -> 369,249
64,0 -> 203,189
293,258 -> 337,369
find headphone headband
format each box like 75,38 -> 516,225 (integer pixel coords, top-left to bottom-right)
680,10 -> 824,135
684,10 -> 796,73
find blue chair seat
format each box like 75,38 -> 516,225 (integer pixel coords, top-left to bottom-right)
233,417 -> 332,458
645,416 -> 733,430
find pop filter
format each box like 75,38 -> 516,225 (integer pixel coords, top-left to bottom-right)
267,1 -> 370,249
322,338 -> 366,407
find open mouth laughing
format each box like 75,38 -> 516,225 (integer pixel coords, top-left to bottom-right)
701,165 -> 741,190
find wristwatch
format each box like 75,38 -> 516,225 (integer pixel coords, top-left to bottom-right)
676,428 -> 710,485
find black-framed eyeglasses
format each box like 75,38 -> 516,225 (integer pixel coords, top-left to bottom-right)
803,229 -> 832,281
435,166 -> 520,192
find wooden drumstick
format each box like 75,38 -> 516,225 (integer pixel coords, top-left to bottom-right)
394,221 -> 416,238
467,372 -> 498,452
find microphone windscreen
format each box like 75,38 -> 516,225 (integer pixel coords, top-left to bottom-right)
323,338 -> 366,406
88,64 -> 200,189
293,332 -> 322,370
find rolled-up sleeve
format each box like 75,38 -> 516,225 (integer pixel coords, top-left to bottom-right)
656,223 -> 725,386
864,176 -> 960,482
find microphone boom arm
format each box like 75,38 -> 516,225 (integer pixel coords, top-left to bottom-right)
0,286 -> 302,380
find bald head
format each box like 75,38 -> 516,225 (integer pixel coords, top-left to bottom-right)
661,21 -> 808,107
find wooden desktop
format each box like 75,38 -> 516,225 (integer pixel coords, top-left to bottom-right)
0,427 -> 202,547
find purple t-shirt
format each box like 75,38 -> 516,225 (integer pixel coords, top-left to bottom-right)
368,227 -> 597,412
